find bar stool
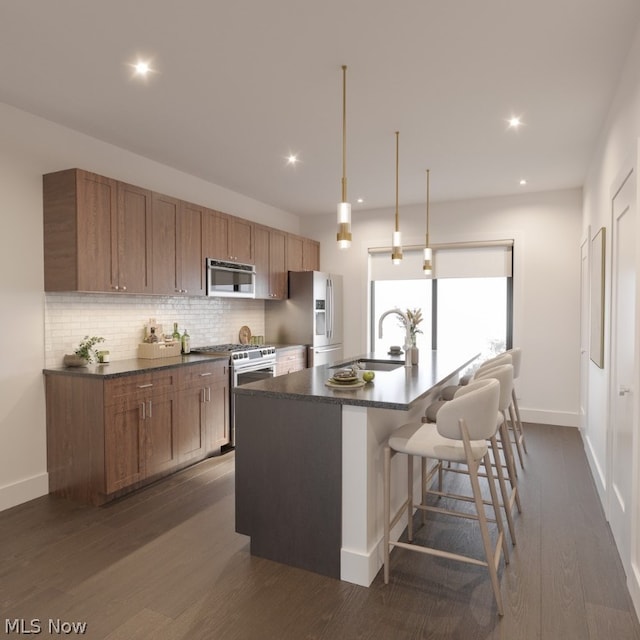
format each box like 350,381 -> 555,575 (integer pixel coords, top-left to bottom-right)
439,352 -> 513,401
383,378 -> 508,615
505,347 -> 527,457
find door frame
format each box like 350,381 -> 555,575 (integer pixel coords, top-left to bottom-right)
606,158 -> 639,593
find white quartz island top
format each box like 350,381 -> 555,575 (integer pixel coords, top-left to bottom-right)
234,349 -> 479,410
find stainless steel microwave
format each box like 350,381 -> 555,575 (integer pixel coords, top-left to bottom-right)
206,258 -> 256,298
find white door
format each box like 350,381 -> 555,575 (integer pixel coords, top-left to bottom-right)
609,168 -> 636,577
580,235 -> 590,433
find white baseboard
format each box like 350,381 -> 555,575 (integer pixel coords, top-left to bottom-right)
0,473 -> 48,512
520,408 -> 578,427
582,433 -> 607,505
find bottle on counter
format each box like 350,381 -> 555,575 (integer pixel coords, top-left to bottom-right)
181,328 -> 191,354
172,322 -> 181,342
147,327 -> 159,343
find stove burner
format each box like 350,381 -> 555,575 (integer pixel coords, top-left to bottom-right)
191,343 -> 276,362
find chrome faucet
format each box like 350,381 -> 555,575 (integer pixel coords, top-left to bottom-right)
378,308 -> 412,368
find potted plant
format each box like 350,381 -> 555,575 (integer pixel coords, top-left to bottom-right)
63,336 -> 105,367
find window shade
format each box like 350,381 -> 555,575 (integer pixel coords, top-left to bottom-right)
369,241 -> 513,280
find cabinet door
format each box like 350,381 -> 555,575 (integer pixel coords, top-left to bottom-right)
253,226 -> 270,299
177,382 -> 207,463
286,234 -> 304,272
177,202 -> 205,296
151,192 -> 179,294
302,239 -> 320,271
117,182 -> 152,293
144,392 -> 178,477
207,363 -> 229,449
76,171 -> 118,292
269,230 -> 286,299
229,216 -> 254,263
105,397 -> 144,493
202,209 -> 229,260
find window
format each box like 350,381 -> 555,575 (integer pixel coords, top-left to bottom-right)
369,243 -> 513,359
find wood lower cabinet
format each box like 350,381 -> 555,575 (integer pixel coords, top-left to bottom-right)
275,346 -> 307,376
178,360 -> 229,462
45,361 -> 228,506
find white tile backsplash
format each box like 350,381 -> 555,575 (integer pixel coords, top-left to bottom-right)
44,292 -> 265,367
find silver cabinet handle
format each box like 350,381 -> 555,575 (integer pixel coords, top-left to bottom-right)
141,402 -> 146,420
200,372 -> 212,377
619,386 -> 632,396
137,383 -> 153,389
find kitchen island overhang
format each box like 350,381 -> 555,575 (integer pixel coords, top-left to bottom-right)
234,349 -> 479,587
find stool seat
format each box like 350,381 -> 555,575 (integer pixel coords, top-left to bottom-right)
390,421 -> 488,462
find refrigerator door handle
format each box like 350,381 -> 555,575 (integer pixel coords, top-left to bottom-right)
326,277 -> 332,339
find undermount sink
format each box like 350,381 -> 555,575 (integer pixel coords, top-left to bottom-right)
331,359 -> 405,372
357,359 -> 404,371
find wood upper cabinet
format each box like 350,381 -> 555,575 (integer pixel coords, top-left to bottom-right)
151,193 -> 179,295
43,168 -> 317,296
229,215 -> 254,263
44,169 -> 118,292
117,182 -> 153,293
303,238 -> 320,271
286,233 -> 320,274
43,169 -> 155,293
254,225 -> 286,299
202,210 -> 254,264
151,194 -> 205,296
177,201 -> 205,296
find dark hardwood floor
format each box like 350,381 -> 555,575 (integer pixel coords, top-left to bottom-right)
1,424 -> 639,639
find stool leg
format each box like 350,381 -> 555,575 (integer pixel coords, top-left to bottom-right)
407,454 -> 414,542
383,445 -> 391,584
511,388 -> 528,453
509,403 -> 525,469
483,450 -> 509,564
500,415 -> 522,514
490,435 -> 517,545
468,446 -> 504,616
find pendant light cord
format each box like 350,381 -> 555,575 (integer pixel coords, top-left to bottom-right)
341,65 -> 347,203
395,131 -> 399,231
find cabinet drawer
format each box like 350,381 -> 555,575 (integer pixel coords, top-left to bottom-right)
105,369 -> 177,405
179,361 -> 228,388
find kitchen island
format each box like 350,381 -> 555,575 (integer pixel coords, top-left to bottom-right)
234,349 -> 479,587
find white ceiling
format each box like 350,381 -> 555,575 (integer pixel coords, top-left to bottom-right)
2,1 -> 640,216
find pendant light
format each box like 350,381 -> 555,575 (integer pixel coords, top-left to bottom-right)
391,131 -> 403,264
336,65 -> 352,249
423,169 -> 433,276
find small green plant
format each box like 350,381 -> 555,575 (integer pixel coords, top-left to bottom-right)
74,336 -> 105,363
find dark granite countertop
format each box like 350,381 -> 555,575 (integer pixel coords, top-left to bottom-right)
234,349 -> 479,411
42,353 -> 228,379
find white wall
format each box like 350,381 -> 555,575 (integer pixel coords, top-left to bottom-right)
582,20 -> 640,616
301,187 -> 583,426
0,102 -> 299,512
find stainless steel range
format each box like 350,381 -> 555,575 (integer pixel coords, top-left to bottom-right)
191,343 -> 276,447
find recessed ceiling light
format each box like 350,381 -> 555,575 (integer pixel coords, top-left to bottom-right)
134,61 -> 150,76
357,198 -> 364,204
286,154 -> 299,166
519,179 -> 527,186
508,116 -> 523,129
128,58 -> 156,80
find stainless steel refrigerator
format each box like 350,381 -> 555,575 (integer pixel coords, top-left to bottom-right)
266,271 -> 343,366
